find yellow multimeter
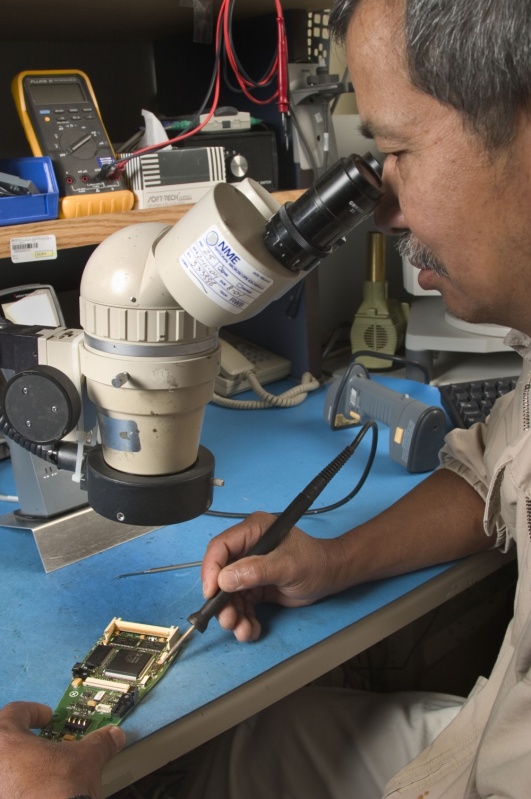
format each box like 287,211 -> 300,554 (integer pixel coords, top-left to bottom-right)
12,69 -> 134,218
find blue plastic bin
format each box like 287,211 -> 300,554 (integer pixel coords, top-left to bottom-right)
0,157 -> 59,226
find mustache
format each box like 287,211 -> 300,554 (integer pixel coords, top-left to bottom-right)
396,233 -> 448,278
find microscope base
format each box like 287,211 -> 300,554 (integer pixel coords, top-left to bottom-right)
0,506 -> 159,572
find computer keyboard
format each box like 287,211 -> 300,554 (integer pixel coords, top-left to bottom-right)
439,376 -> 518,429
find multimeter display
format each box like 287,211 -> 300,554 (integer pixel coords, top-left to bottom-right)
26,81 -> 86,104
12,70 -> 134,217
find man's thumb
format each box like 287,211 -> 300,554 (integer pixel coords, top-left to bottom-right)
82,723 -> 126,762
219,556 -> 268,592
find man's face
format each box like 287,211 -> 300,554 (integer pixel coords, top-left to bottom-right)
346,0 -> 531,333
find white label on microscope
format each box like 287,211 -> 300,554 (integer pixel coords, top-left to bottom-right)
179,225 -> 272,314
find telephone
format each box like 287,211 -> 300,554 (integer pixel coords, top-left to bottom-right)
215,332 -> 292,397
12,69 -> 134,218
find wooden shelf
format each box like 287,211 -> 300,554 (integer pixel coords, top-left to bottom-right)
0,189 -> 304,259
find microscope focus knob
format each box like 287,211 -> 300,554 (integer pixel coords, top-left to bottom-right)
1,365 -> 81,445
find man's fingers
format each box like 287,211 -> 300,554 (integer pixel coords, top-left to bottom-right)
0,702 -> 53,733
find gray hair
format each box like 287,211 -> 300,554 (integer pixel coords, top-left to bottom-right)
328,0 -> 531,149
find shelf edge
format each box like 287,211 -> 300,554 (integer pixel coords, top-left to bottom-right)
0,189 -> 305,259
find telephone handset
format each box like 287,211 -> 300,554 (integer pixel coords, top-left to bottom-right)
219,337 -> 255,378
216,332 -> 291,396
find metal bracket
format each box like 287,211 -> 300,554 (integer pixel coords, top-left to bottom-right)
0,506 -> 159,572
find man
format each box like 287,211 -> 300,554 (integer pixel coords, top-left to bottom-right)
179,0 -> 531,796
2,0 -> 531,796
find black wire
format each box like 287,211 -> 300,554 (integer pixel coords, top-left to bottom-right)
223,37 -> 278,93
116,16 -> 225,169
225,0 -> 279,89
350,350 -> 431,384
321,324 -> 351,361
115,0 -> 283,173
183,42 -> 224,131
222,49 -> 277,96
205,420 -> 378,520
289,101 -> 320,177
117,0 -> 280,171
330,66 -> 349,115
163,36 -> 224,140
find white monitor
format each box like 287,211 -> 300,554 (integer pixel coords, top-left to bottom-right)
0,284 -> 64,327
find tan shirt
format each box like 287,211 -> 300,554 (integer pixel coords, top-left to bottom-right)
385,330 -> 531,798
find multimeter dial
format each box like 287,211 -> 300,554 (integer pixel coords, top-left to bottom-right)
59,128 -> 99,160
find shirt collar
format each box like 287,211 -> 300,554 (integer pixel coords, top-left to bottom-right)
505,329 -> 531,361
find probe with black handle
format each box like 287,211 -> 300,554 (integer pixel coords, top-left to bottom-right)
169,421 -> 377,655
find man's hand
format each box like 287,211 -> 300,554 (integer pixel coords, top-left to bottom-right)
201,511 -> 344,641
0,701 -> 126,799
200,471 -> 493,644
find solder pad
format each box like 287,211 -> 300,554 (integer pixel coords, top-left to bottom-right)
40,617 -> 184,741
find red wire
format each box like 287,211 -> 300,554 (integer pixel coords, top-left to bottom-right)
223,11 -> 278,91
223,0 -> 287,106
276,6 -> 289,114
112,0 -> 287,174
110,0 -> 228,174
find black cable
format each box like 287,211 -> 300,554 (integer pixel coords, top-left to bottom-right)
321,324 -> 352,361
111,16 -> 225,173
221,43 -> 277,97
205,419 -> 378,519
225,0 -> 278,89
222,53 -> 278,95
350,350 -> 431,384
114,0 -> 281,174
289,101 -> 320,177
181,43 -> 224,133
0,413 -> 55,463
330,66 -> 349,115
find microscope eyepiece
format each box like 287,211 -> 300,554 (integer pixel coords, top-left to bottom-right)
263,152 -> 383,272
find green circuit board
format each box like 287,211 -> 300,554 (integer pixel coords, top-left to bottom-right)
40,617 -> 184,741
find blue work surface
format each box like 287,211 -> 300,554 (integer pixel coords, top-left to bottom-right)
0,377 -> 454,748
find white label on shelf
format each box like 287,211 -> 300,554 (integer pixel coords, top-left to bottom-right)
179,225 -> 272,314
10,234 -> 57,263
